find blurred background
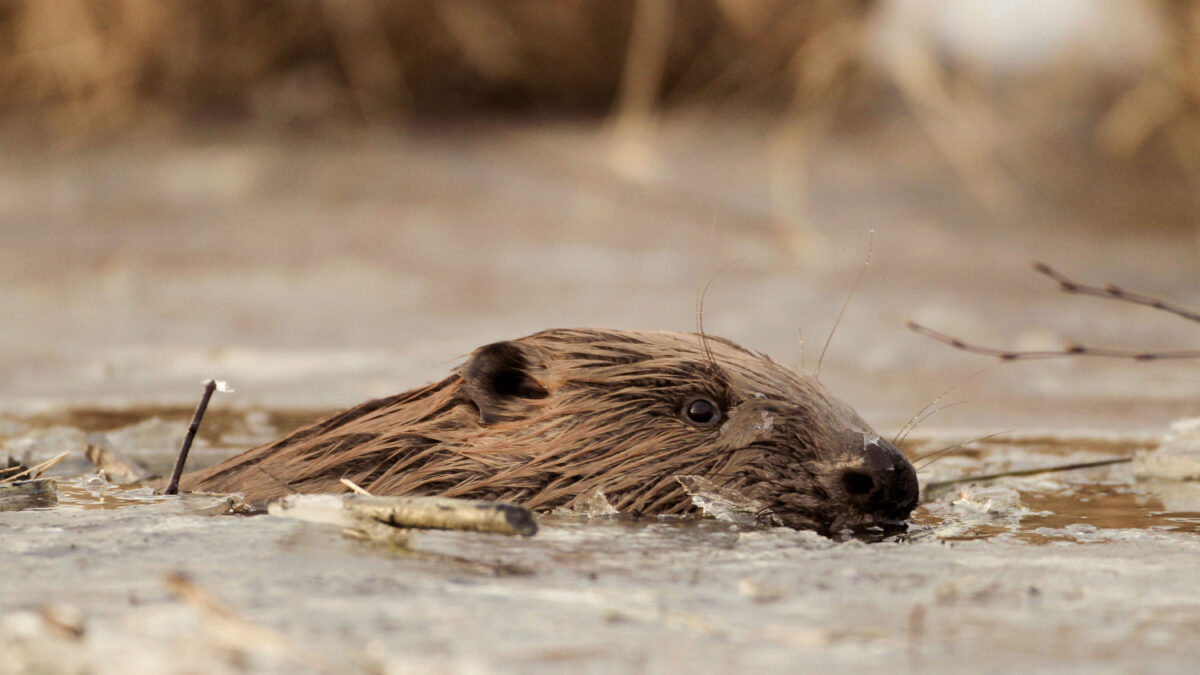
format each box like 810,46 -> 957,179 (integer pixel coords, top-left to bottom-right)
2,0 -> 1200,433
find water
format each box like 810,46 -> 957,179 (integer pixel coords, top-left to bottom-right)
4,409 -> 1200,673
3,121 -> 1200,673
904,432 -> 1200,541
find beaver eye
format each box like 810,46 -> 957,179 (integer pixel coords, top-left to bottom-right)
682,397 -> 721,426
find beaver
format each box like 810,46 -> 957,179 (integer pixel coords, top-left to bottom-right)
181,328 -> 919,534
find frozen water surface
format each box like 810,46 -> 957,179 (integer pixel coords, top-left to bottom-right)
4,412 -> 1200,673
3,122 -> 1200,672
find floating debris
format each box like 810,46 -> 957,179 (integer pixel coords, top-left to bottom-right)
0,478 -> 58,510
339,477 -> 372,496
268,494 -> 538,543
166,379 -> 225,495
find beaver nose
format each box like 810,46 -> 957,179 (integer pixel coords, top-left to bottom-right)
840,438 -> 919,519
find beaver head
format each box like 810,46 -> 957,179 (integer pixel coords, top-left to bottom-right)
183,328 -> 919,535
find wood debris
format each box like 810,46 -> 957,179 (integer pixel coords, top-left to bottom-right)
268,493 -> 538,543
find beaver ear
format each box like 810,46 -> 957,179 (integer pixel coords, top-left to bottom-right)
461,341 -> 549,424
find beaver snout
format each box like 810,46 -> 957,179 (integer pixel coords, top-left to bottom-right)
839,437 -> 919,526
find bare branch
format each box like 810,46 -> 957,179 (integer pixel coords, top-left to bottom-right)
1033,261 -> 1200,324
906,262 -> 1200,361
905,321 -> 1200,361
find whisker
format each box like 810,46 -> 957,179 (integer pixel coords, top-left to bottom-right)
912,429 -> 1013,473
696,257 -> 744,371
815,228 -> 873,380
892,367 -> 993,445
797,326 -> 806,373
896,400 -> 971,446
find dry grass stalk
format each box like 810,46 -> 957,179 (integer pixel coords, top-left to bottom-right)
1097,1 -> 1200,231
1100,2 -> 1200,161
0,1 -> 880,133
0,451 -> 71,485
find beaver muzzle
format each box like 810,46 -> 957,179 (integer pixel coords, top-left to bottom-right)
831,436 -> 919,533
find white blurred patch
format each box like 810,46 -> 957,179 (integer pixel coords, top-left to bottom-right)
873,0 -> 1160,74
206,380 -> 235,393
1134,418 -> 1200,481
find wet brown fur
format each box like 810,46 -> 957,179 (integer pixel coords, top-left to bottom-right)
182,328 -> 914,531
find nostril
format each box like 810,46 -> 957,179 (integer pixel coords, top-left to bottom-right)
842,470 -> 875,496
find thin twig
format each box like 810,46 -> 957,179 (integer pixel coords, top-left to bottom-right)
907,262 -> 1200,361
166,380 -> 218,495
1034,261 -> 1200,324
924,457 -> 1131,493
907,321 -> 1200,361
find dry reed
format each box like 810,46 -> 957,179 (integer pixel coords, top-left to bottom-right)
0,0 -> 876,133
